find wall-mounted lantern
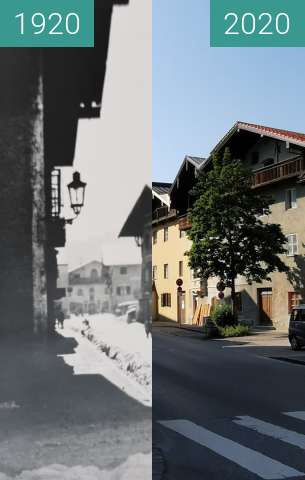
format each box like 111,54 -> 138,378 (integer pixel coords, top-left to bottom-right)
68,172 -> 87,217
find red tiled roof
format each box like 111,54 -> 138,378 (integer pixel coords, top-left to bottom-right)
237,122 -> 305,145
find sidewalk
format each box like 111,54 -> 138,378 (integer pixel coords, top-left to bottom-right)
153,320 -> 204,334
0,331 -> 151,478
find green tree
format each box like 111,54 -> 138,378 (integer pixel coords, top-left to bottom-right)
186,148 -> 289,317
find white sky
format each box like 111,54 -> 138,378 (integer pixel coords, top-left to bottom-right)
58,0 -> 151,269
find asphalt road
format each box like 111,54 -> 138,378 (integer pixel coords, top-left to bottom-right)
153,327 -> 305,480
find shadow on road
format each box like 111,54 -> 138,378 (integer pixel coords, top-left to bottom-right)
0,332 -> 151,475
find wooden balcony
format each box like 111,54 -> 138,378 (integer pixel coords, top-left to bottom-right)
253,157 -> 305,188
152,206 -> 177,222
179,215 -> 192,231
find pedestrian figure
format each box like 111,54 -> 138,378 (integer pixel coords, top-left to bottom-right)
145,319 -> 152,338
58,310 -> 65,330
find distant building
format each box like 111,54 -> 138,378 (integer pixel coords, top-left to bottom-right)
110,264 -> 142,307
66,260 -> 141,315
68,261 -> 110,315
56,264 -> 69,315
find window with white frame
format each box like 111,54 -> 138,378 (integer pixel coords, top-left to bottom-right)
285,188 -> 297,210
179,229 -> 186,238
164,264 -> 169,279
287,234 -> 298,256
164,227 -> 169,242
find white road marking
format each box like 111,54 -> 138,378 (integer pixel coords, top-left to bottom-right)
159,419 -> 303,479
284,412 -> 305,422
235,416 -> 305,449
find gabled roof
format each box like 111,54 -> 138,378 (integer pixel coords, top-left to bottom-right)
170,156 -> 207,193
152,182 -> 171,207
152,182 -> 172,196
185,156 -> 206,167
119,185 -> 151,237
69,260 -> 101,274
211,121 -> 305,157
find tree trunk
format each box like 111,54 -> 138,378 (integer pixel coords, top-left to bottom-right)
231,277 -> 238,320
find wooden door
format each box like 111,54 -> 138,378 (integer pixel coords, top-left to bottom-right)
178,292 -> 186,325
258,289 -> 273,325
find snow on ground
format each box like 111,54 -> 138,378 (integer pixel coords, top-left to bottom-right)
0,453 -> 151,479
61,314 -> 152,407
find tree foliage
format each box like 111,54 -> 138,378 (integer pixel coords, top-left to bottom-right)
186,148 -> 289,312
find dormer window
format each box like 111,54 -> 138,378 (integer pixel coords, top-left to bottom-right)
91,269 -> 98,281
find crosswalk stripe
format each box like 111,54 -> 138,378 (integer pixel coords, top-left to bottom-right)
284,412 -> 305,422
159,419 -> 304,479
234,416 -> 305,450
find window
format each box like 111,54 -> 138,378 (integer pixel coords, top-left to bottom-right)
164,227 -> 168,242
164,264 -> 169,279
116,286 -> 130,296
120,267 -> 127,275
91,269 -> 99,281
285,188 -> 297,210
288,292 -> 301,314
251,151 -> 259,165
77,289 -> 83,296
152,266 -> 157,280
89,287 -> 95,302
179,261 -> 183,277
153,231 -> 157,244
179,229 -> 186,238
161,293 -> 171,307
287,234 -> 298,256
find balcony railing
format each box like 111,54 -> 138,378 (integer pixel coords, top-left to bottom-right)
253,157 -> 305,188
69,277 -> 103,285
152,206 -> 177,222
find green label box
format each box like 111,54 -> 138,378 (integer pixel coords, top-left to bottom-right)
211,0 -> 305,47
0,0 -> 94,47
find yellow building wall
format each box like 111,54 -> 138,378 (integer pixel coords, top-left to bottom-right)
153,181 -> 305,330
152,219 -> 200,324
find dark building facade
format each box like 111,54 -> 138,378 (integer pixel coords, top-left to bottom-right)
119,186 -> 152,330
0,1 -> 128,336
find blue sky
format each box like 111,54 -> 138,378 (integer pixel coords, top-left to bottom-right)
153,0 -> 305,182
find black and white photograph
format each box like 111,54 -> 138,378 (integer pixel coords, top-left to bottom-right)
0,1 -> 151,479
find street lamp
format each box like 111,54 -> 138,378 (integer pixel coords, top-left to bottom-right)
68,172 -> 87,217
